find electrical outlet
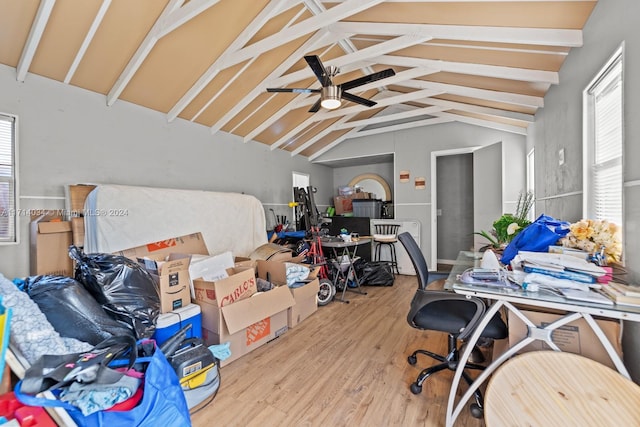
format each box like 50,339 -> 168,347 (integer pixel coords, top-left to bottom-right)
558,148 -> 565,165
437,209 -> 442,216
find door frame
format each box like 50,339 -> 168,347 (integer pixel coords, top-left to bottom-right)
430,146 -> 480,268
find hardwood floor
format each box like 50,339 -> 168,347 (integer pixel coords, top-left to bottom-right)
191,275 -> 488,427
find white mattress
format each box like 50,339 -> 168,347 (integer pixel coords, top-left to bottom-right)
83,184 -> 267,256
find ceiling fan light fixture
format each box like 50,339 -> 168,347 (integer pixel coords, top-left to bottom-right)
321,86 -> 341,110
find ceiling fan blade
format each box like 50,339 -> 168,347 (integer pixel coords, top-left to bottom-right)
342,91 -> 377,107
304,55 -> 331,87
339,68 -> 396,92
267,88 -> 320,94
308,98 -> 322,113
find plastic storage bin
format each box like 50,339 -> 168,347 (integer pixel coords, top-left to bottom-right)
352,199 -> 382,219
153,303 -> 202,346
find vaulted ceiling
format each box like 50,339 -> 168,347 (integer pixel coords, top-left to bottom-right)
0,0 -> 597,160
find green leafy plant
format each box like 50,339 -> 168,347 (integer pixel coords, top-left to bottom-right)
474,191 -> 534,249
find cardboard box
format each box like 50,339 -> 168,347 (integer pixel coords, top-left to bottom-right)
194,270 -> 294,366
138,253 -> 192,313
333,192 -> 371,215
192,267 -> 257,307
29,214 -> 73,276
249,243 -> 304,263
333,196 -> 353,215
256,260 -> 320,328
114,232 -> 209,260
507,309 -> 622,369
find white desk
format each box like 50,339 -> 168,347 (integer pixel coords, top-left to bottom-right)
444,251 -> 640,427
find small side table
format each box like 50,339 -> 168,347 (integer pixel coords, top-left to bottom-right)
320,237 -> 371,303
484,351 -> 640,427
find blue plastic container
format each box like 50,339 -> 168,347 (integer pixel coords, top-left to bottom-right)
153,303 -> 202,347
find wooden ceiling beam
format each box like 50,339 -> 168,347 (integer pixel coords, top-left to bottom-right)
432,111 -> 528,135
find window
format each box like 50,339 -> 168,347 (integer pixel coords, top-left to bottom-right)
0,113 -> 17,243
583,45 -> 624,227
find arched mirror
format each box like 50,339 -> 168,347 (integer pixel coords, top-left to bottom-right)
348,173 -> 392,201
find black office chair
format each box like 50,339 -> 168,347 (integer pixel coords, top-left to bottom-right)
397,232 -> 508,418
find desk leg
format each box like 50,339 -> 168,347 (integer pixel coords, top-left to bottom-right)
446,300 -> 506,427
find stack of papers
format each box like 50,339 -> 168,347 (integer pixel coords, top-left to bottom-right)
511,251 -> 612,305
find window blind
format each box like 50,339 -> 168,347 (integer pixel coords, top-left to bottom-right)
588,56 -> 623,226
0,115 -> 16,242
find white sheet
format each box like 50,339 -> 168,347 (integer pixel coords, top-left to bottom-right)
83,184 -> 267,256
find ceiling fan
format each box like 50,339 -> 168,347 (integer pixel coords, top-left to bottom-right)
267,55 -> 395,113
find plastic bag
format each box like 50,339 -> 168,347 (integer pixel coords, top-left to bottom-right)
500,214 -> 570,265
69,246 -> 160,340
24,275 -> 134,345
14,340 -> 192,427
359,261 -> 395,286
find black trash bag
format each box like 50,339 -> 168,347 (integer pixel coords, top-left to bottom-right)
24,275 -> 135,345
359,261 -> 395,286
69,246 -> 160,340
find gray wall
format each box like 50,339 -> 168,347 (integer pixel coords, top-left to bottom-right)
0,64 -> 333,279
529,0 -> 640,382
316,123 -> 526,265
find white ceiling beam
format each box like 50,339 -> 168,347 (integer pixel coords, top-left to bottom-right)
329,22 -> 583,47
211,29 -> 338,135
242,38 -> 432,144
16,0 -> 56,82
64,0 -> 112,84
333,105 -> 447,130
267,34 -> 431,89
374,54 -> 559,84
325,0 -> 588,2
308,115 -> 454,161
290,114 -> 355,156
417,97 -> 534,123
106,0 -> 219,107
398,79 -> 544,108
291,107 -> 444,156
433,111 -> 528,135
268,85 -> 443,150
222,0 -> 386,70
167,0 -> 297,122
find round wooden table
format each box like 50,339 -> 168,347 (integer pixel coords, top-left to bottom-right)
484,351 -> 640,427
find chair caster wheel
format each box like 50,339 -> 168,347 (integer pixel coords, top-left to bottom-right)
469,403 -> 483,419
407,355 -> 417,365
410,382 -> 422,394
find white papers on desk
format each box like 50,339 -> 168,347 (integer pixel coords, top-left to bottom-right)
513,251 -> 606,277
521,273 -> 591,291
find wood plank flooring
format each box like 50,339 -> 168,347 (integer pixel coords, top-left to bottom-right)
191,275 -> 488,427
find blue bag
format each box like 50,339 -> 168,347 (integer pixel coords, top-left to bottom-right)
14,341 -> 191,427
500,214 -> 570,265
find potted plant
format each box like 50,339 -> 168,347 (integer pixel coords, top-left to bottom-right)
475,191 -> 534,251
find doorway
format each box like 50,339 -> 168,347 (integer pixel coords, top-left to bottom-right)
430,147 -> 479,268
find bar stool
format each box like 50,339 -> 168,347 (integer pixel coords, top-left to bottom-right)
373,224 -> 400,275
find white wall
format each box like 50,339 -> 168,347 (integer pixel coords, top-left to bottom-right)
529,0 -> 640,382
0,64 -> 333,278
